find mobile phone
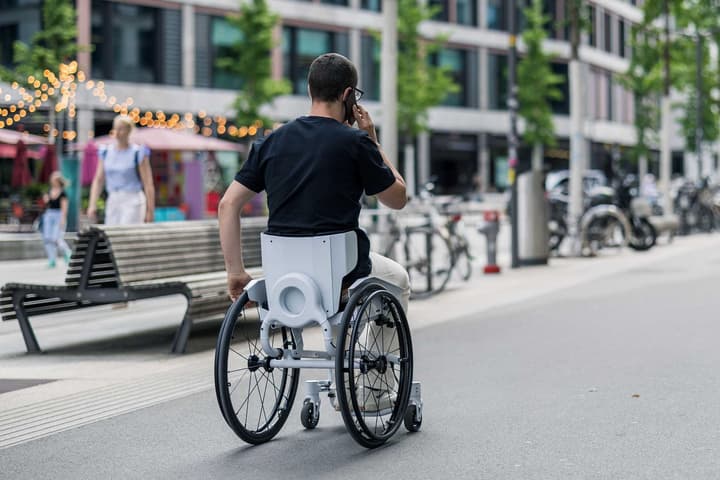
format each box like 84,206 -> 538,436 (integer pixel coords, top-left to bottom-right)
344,91 -> 357,125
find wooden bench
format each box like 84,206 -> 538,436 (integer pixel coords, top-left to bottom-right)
0,218 -> 266,353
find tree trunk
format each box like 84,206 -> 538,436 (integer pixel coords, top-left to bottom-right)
567,0 -> 585,255
404,141 -> 416,198
532,143 -> 543,173
638,153 -> 648,184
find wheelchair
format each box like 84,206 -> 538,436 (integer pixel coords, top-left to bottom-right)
214,231 -> 423,448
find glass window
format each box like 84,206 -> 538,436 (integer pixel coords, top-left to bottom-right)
211,17 -> 244,90
456,0 -> 477,26
604,13 -> 612,53
432,48 -> 469,107
606,73 -> 613,121
283,26 -> 349,95
92,0 -> 161,84
542,0 -> 556,37
619,21 -> 626,58
321,0 -> 349,5
361,0 -> 382,11
0,24 -> 18,68
361,34 -> 380,101
487,0 -> 507,31
488,53 -> 508,110
587,5 -> 596,47
550,62 -> 569,115
429,0 -> 449,22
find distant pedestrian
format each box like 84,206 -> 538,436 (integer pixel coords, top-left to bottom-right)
87,114 -> 155,225
41,171 -> 72,268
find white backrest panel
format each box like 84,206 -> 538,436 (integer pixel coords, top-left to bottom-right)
261,231 -> 358,315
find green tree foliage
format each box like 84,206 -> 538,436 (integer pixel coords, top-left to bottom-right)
518,0 -> 563,148
638,0 -> 720,150
618,27 -> 663,161
396,0 -> 458,140
217,0 -> 290,127
0,0 -> 80,83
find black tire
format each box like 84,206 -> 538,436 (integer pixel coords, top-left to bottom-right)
335,284 -> 414,448
404,404 -> 422,432
628,218 -> 657,251
451,238 -> 473,282
404,227 -> 453,298
214,293 -> 300,445
300,400 -> 319,430
697,206 -> 715,233
548,217 -> 567,252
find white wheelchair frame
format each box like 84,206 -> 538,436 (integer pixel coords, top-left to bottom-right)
236,231 -> 423,443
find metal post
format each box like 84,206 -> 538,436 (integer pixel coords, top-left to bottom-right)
508,0 -> 519,268
695,33 -> 703,179
380,0 -> 398,165
659,0 -> 673,215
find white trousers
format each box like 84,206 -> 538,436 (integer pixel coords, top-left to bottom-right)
369,252 -> 411,312
366,252 -> 410,394
106,191 -> 146,226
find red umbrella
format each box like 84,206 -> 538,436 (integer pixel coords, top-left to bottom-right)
81,141 -> 99,186
11,140 -> 32,188
39,144 -> 58,183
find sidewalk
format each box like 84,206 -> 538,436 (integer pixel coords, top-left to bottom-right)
0,232 -> 717,448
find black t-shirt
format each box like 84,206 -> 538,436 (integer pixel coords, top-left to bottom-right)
234,116 -> 396,282
47,191 -> 66,210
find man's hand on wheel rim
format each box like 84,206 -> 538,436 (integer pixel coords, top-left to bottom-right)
227,271 -> 253,302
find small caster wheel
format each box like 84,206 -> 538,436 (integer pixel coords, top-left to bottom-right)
404,404 -> 422,432
301,400 -> 319,429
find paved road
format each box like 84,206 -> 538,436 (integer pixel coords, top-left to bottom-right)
2,238 -> 720,479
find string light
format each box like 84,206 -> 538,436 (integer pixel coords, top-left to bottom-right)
1,62 -> 274,138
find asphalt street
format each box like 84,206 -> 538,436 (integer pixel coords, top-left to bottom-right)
2,239 -> 719,479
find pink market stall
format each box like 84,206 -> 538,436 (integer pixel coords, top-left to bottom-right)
81,128 -> 245,221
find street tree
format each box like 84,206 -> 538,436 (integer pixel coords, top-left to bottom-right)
618,26 -> 663,180
518,0 -> 564,173
0,0 -> 85,147
217,0 -> 290,131
396,0 -> 458,193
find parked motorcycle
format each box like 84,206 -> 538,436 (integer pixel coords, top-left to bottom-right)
674,179 -> 717,234
548,175 -> 656,254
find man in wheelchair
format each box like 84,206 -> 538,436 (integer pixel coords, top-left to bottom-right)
216,53 -> 417,447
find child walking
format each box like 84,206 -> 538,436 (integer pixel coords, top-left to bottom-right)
42,171 -> 72,268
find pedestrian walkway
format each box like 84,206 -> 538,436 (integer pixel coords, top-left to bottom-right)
0,233 -> 717,449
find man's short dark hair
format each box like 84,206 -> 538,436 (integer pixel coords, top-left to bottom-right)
308,53 -> 358,102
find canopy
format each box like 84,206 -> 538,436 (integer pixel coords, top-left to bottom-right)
0,143 -> 43,159
85,127 -> 245,152
0,129 -> 49,146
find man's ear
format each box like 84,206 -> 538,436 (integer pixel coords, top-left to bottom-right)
341,87 -> 352,102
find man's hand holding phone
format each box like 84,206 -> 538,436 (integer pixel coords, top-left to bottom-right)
353,104 -> 378,144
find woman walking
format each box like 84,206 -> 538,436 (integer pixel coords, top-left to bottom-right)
87,115 -> 155,225
42,171 -> 72,268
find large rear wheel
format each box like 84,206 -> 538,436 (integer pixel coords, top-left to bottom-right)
214,293 -> 300,445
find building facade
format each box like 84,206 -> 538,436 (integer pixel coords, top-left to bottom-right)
0,0 -> 692,193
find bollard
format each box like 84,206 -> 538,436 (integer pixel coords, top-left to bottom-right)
478,210 -> 501,274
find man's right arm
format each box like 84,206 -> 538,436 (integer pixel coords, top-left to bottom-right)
218,181 -> 257,301
374,145 -> 407,210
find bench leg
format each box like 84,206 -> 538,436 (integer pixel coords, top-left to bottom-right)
13,296 -> 41,353
170,300 -> 192,354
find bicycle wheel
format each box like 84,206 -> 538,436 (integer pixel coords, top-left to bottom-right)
214,293 -> 300,445
451,238 -> 473,282
404,227 -> 453,298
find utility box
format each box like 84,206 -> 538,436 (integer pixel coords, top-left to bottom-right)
517,170 -> 549,265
